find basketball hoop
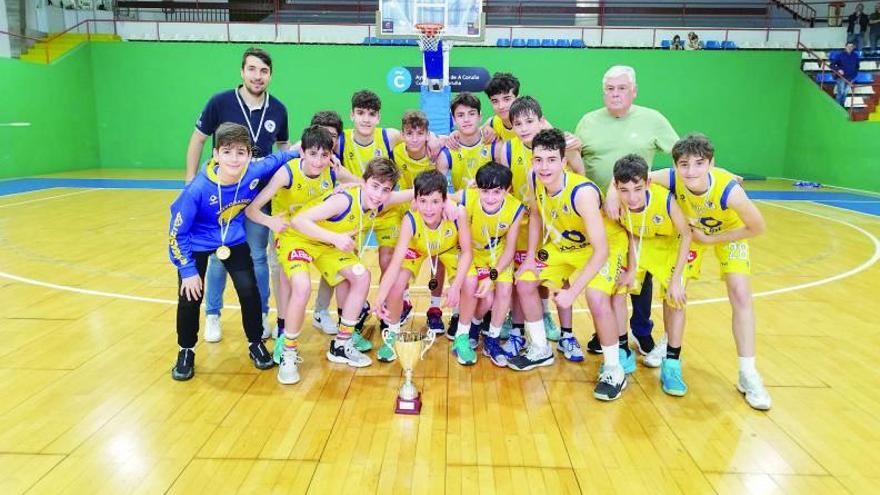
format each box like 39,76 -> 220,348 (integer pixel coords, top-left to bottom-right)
415,22 -> 444,52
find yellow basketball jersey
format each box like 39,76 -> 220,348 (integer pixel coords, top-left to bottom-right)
291,189 -> 378,248
404,209 -> 459,258
442,134 -> 494,191
373,201 -> 405,231
271,158 -> 337,222
669,168 -> 744,235
339,128 -> 392,178
392,141 -> 433,190
504,138 -> 533,204
619,183 -> 676,239
489,115 -> 517,142
462,188 -> 524,255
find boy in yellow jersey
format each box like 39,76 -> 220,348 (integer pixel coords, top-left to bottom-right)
484,72 -> 520,142
513,129 -> 630,402
374,170 -> 480,365
611,154 -> 693,396
458,162 -> 525,367
634,134 -> 771,410
266,158 -> 400,383
437,92 -> 495,191
496,97 -> 585,348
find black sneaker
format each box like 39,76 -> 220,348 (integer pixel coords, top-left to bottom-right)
632,333 -> 655,355
593,365 -> 627,401
249,341 -> 275,370
355,301 -> 371,331
467,322 -> 482,350
507,345 -> 555,371
586,333 -> 602,354
171,348 -> 195,381
446,313 -> 460,340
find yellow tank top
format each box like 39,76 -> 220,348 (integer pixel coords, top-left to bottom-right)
442,132 -> 494,191
392,141 -> 433,190
271,158 -> 337,222
462,188 -> 524,256
339,128 -> 392,178
669,168 -> 744,235
404,209 -> 459,257
290,189 -> 379,251
489,115 -> 517,142
619,183 -> 676,239
505,138 -> 533,204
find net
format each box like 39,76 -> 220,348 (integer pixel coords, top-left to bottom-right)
415,22 -> 444,52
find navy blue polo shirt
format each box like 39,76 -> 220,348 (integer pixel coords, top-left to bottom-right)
195,85 -> 289,158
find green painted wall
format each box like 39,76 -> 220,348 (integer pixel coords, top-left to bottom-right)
784,74 -> 880,192
89,43 -> 798,177
0,45 -> 99,179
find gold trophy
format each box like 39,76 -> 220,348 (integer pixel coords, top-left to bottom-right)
384,325 -> 435,415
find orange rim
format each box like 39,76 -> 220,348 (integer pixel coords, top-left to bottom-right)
415,23 -> 444,38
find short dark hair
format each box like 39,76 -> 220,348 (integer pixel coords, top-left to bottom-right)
672,133 -> 715,163
413,170 -> 448,199
301,125 -> 335,153
363,157 -> 400,185
401,110 -> 429,132
241,47 -> 272,72
531,128 -> 566,159
215,122 -> 252,151
351,90 -> 381,112
310,110 -> 343,136
485,72 -> 520,99
509,96 -> 543,123
475,161 -> 513,190
613,154 -> 649,184
451,92 -> 481,114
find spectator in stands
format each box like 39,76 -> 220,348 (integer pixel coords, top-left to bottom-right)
671,35 -> 683,50
831,41 -> 860,106
847,3 -> 869,49
869,3 -> 880,52
685,32 -> 702,50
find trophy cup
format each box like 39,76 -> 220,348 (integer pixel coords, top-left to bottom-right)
384,325 -> 435,415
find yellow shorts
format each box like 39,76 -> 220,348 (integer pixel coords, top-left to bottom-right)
525,238 -> 627,295
276,235 -> 358,286
514,216 -> 530,254
625,237 -> 695,296
373,225 -> 400,249
468,251 -> 514,283
402,248 -> 460,281
687,239 -> 751,278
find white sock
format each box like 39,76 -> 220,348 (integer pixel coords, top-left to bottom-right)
541,298 -> 550,312
453,308 -> 460,316
602,344 -> 620,368
509,325 -> 523,337
388,320 -> 401,333
525,320 -> 548,349
403,289 -> 411,300
739,356 -> 757,375
488,324 -> 502,338
179,346 -> 194,352
457,322 -> 470,338
430,296 -> 441,308
472,317 -> 482,325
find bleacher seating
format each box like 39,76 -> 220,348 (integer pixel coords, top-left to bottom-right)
541,39 -> 555,48
802,47 -> 880,120
555,39 -> 570,48
512,38 -> 526,48
660,39 -> 671,49
496,38 -> 510,47
571,39 -> 586,48
705,40 -> 722,50
722,41 -> 737,50
526,39 -> 541,48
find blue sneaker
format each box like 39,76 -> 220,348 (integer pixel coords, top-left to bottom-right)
543,311 -> 560,341
500,314 -> 513,339
452,334 -> 477,365
482,336 -> 509,367
501,334 -> 526,357
620,347 -> 636,374
426,307 -> 445,335
660,359 -> 688,396
556,336 -> 584,362
468,321 -> 482,349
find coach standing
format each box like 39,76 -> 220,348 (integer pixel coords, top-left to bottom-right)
574,65 -> 679,357
184,47 -> 290,343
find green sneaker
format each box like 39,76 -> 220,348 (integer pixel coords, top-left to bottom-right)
543,311 -> 561,341
500,313 -> 513,340
352,331 -> 373,353
377,332 -> 397,362
273,336 -> 283,364
452,334 -> 477,365
660,359 -> 688,396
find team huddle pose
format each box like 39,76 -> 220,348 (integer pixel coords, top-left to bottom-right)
168,49 -> 772,411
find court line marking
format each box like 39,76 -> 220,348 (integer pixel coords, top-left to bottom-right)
0,188 -> 99,208
0,197 -> 876,314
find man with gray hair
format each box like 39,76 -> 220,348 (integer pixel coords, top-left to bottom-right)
574,65 -> 679,360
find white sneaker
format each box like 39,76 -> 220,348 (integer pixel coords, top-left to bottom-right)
327,339 -> 372,368
204,314 -> 222,343
261,313 -> 272,340
312,309 -> 339,335
643,334 -> 667,368
277,347 -> 303,385
737,371 -> 772,410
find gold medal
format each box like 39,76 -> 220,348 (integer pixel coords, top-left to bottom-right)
428,278 -> 439,291
537,249 -> 549,262
352,263 -> 366,276
216,245 -> 231,260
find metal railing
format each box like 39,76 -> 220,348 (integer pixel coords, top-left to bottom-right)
798,41 -> 858,119
0,19 -> 101,64
774,1 -> 817,25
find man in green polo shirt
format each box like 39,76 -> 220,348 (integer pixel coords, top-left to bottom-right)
574,65 -> 679,358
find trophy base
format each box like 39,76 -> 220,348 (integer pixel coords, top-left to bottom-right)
395,394 -> 422,415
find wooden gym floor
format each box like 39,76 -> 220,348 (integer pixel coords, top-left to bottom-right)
0,171 -> 878,494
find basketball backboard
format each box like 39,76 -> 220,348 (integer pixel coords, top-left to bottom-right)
377,0 -> 485,41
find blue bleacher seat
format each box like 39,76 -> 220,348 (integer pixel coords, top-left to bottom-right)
496,38 -> 511,47
660,39 -> 671,49
392,39 -> 406,46
854,72 -> 875,84
527,38 -> 541,48
815,73 -> 835,84
542,39 -> 555,48
377,38 -> 392,45
512,38 -> 526,48
555,39 -> 570,48
705,40 -> 722,50
570,39 -> 586,48
365,37 -> 380,45
363,36 -> 371,45
405,39 -> 418,46
722,40 -> 737,50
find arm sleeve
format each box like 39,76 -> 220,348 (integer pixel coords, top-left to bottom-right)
195,94 -> 221,136
254,150 -> 299,181
168,191 -> 199,278
653,111 -> 680,154
276,104 -> 290,143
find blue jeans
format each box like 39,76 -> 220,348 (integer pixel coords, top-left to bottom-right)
847,32 -> 865,50
205,217 -> 271,315
835,77 -> 849,105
